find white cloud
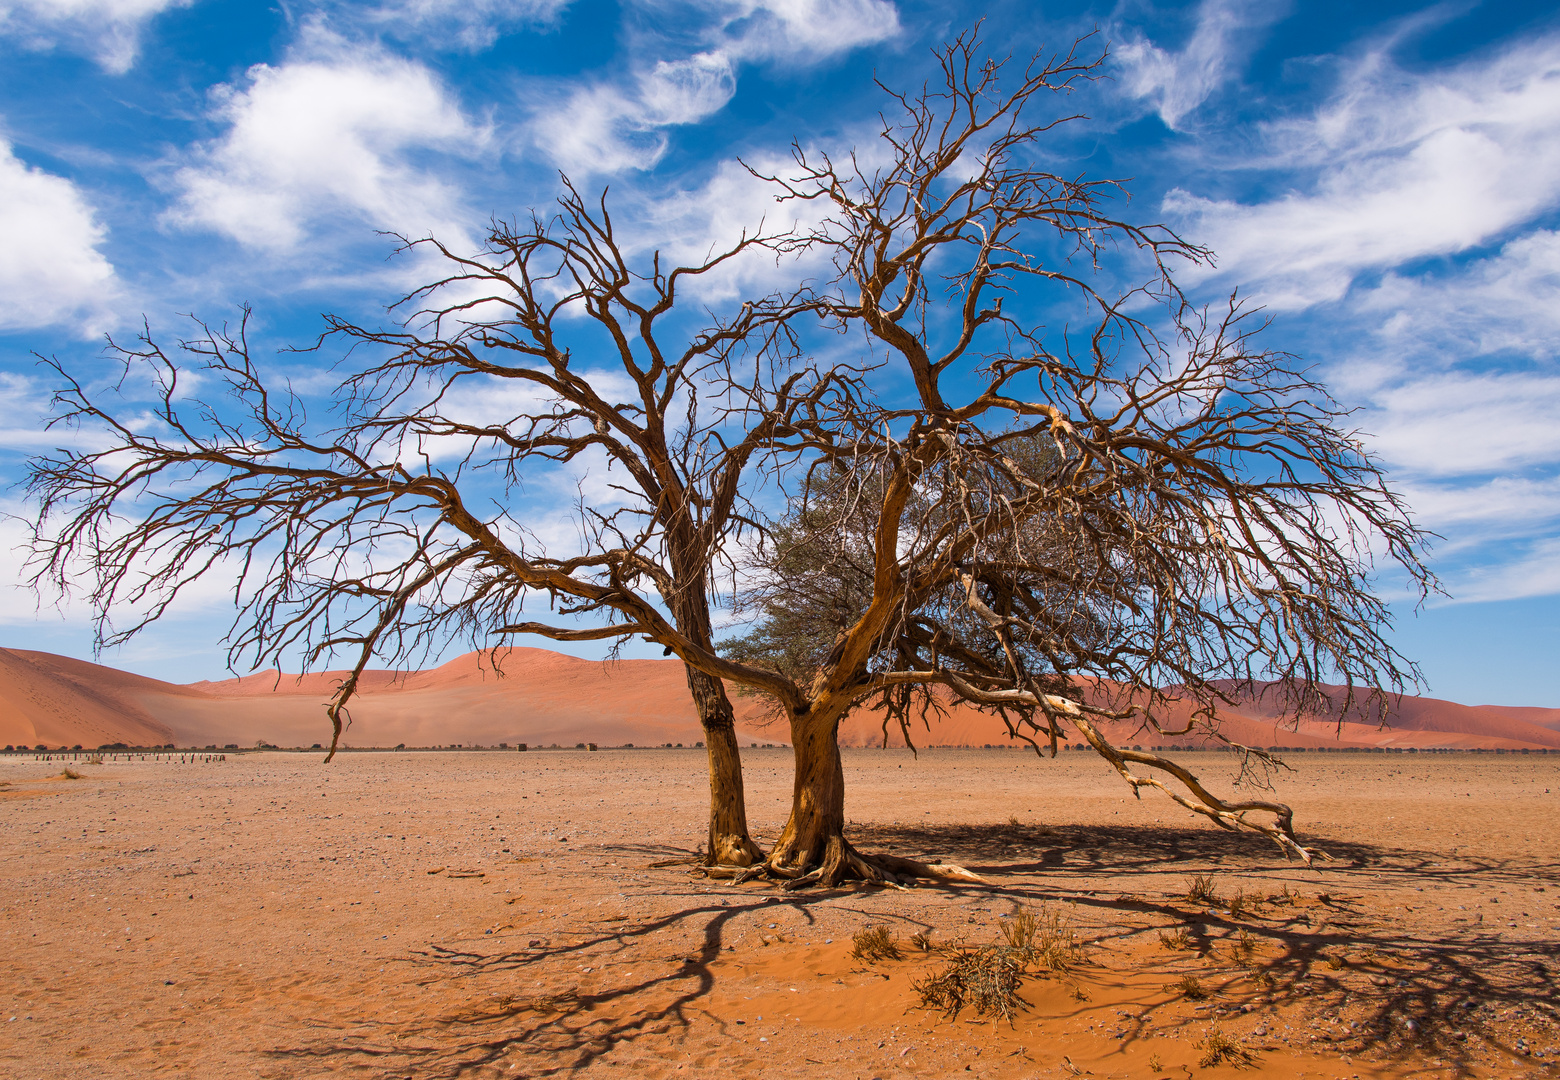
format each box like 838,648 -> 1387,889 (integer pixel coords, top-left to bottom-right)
1441,537 -> 1560,604
361,0 -> 572,51
1114,0 -> 1287,129
1356,229 -> 1560,360
530,51 -> 737,174
707,0 -> 899,62
528,0 -> 898,175
1357,368 -> 1560,479
1166,36 -> 1560,308
0,139 -> 118,334
168,29 -> 485,251
0,0 -> 189,73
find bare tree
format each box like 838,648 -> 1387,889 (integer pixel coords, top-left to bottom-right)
26,30 -> 1433,892
695,31 -> 1436,886
26,182 -> 824,867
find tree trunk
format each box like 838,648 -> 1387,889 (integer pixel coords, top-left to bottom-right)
686,665 -> 764,867
769,707 -> 847,872
764,701 -> 988,889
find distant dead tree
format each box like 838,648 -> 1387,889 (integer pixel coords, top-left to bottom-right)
25,181 -> 828,868
697,30 -> 1436,886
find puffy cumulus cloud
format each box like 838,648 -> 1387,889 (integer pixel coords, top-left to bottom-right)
168,32 -> 485,251
530,51 -> 737,174
0,0 -> 189,73
1166,36 -> 1560,309
1114,0 -> 1287,129
0,140 -> 118,334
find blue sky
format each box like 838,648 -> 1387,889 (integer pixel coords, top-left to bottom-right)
0,0 -> 1556,705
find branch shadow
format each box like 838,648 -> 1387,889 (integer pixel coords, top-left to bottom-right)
262,822 -> 1559,1078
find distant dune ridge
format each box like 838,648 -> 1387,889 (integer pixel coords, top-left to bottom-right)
1,645 -> 1556,752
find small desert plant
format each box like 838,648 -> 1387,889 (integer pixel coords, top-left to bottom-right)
913,945 -> 1029,1025
909,930 -> 932,952
1185,873 -> 1220,907
1325,953 -> 1346,970
1069,983 -> 1091,1002
1148,1053 -> 1164,1072
1159,926 -> 1191,950
61,768 -> 83,780
1000,907 -> 1039,951
999,904 -> 1080,972
851,925 -> 901,963
1198,1027 -> 1255,1068
1231,930 -> 1260,967
1171,973 -> 1208,999
1228,889 -> 1251,919
85,754 -> 103,765
1253,968 -> 1277,991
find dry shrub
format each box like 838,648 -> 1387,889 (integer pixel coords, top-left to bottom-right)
913,904 -> 1080,1026
1325,953 -> 1346,970
1069,983 -> 1091,1002
1159,926 -> 1191,951
1171,973 -> 1208,999
1228,889 -> 1252,919
909,930 -> 932,952
61,768 -> 83,780
1148,1053 -> 1164,1072
1198,1027 -> 1255,1068
851,926 -> 901,963
914,945 -> 1028,1025
1185,874 -> 1220,907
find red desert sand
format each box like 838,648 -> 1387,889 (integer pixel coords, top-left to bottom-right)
4,645 -> 1559,753
1,650 -> 1558,1079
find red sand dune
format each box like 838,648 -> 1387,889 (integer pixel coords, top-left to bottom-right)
1,645 -> 1555,752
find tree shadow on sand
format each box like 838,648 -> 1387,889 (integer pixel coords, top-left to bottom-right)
263,823 -> 1559,1078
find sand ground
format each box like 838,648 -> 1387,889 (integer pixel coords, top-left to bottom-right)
1,748 -> 1557,1080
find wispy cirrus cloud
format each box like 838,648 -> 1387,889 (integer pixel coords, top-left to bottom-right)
530,51 -> 739,174
0,0 -> 190,74
1165,36 -> 1560,309
1114,0 -> 1288,129
527,0 -> 899,174
1117,20 -> 1560,604
343,0 -> 574,52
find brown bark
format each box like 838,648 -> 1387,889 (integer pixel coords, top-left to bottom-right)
768,707 -> 848,873
758,702 -> 985,889
686,666 -> 764,867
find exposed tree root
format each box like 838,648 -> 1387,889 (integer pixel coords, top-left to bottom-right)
701,833 -> 987,889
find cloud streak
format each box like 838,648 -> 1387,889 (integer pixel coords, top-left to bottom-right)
1166,36 -> 1560,309
0,0 -> 190,73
